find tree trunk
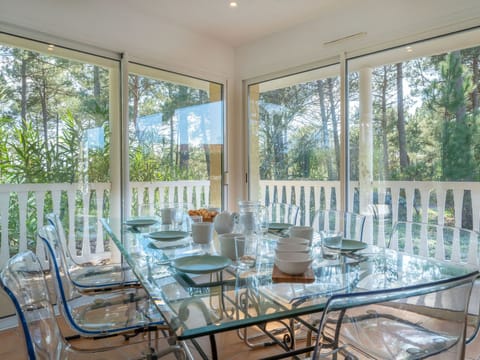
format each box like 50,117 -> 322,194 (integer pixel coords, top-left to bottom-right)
38,71 -> 51,172
316,80 -> 334,180
93,66 -> 101,101
20,54 -> 28,127
201,113 -> 211,176
472,51 -> 479,112
179,112 -> 189,174
327,78 -> 340,178
453,51 -> 466,123
272,113 -> 287,179
170,114 -> 175,174
131,75 -> 140,138
396,63 -> 409,170
381,67 -> 389,179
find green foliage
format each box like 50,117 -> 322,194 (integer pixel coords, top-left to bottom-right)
256,45 -> 480,185
7,122 -> 45,183
128,77 -> 214,182
424,51 -> 477,181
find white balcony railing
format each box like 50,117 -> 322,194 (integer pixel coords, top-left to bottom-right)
0,180 -> 210,268
259,180 -> 480,246
1,179 -> 479,268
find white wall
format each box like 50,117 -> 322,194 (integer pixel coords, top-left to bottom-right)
235,0 -> 480,80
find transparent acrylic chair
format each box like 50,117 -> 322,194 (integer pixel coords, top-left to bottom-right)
0,250 -> 185,360
389,221 -> 480,344
368,203 -> 394,248
311,210 -> 366,242
38,224 -> 166,338
310,275 -> 476,359
46,212 -> 139,291
267,202 -> 300,225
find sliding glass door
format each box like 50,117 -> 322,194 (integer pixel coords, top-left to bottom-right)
247,28 -> 480,235
0,32 -> 120,263
348,28 -> 480,244
127,63 -> 224,216
247,64 -> 341,225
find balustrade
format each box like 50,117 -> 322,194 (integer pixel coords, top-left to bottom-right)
0,180 -> 210,268
0,179 -> 479,268
259,180 -> 480,246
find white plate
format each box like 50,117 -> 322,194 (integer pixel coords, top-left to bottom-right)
269,222 -> 293,230
341,240 -> 367,252
125,217 -> 158,227
148,231 -> 189,241
172,255 -> 232,274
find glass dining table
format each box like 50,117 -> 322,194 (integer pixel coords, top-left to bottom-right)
101,217 -> 478,359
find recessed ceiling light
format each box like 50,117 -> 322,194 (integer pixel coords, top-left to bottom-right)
229,1 -> 238,7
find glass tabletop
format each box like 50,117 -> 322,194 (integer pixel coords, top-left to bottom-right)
101,217 -> 479,340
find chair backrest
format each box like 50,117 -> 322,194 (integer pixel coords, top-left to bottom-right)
368,203 -> 392,221
0,250 -> 67,359
368,203 -> 394,247
388,221 -> 480,265
388,221 -> 480,343
46,212 -> 79,267
313,274 -> 476,360
311,210 -> 366,242
267,202 -> 300,225
38,224 -> 80,308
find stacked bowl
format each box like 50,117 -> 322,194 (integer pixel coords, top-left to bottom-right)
274,237 -> 312,275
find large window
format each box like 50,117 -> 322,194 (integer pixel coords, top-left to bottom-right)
0,33 -> 119,259
248,64 -> 340,224
247,28 -> 480,235
0,33 -> 226,266
348,28 -> 480,244
128,64 -> 224,214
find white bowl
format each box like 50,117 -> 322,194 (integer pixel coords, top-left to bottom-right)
277,237 -> 310,246
274,252 -> 312,275
275,244 -> 310,253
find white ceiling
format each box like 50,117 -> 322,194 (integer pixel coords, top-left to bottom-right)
1,0 -> 480,80
133,0 -> 341,47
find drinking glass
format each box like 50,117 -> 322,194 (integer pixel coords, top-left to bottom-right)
171,206 -> 185,230
256,206 -> 271,256
257,206 -> 269,237
235,235 -> 257,268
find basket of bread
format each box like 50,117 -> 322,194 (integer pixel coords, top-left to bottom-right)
188,208 -> 219,222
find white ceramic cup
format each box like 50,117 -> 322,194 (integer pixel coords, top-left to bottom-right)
218,232 -> 243,260
191,222 -> 213,244
190,215 -> 203,223
289,226 -> 314,245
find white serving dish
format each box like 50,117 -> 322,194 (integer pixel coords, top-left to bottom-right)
274,252 -> 312,275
